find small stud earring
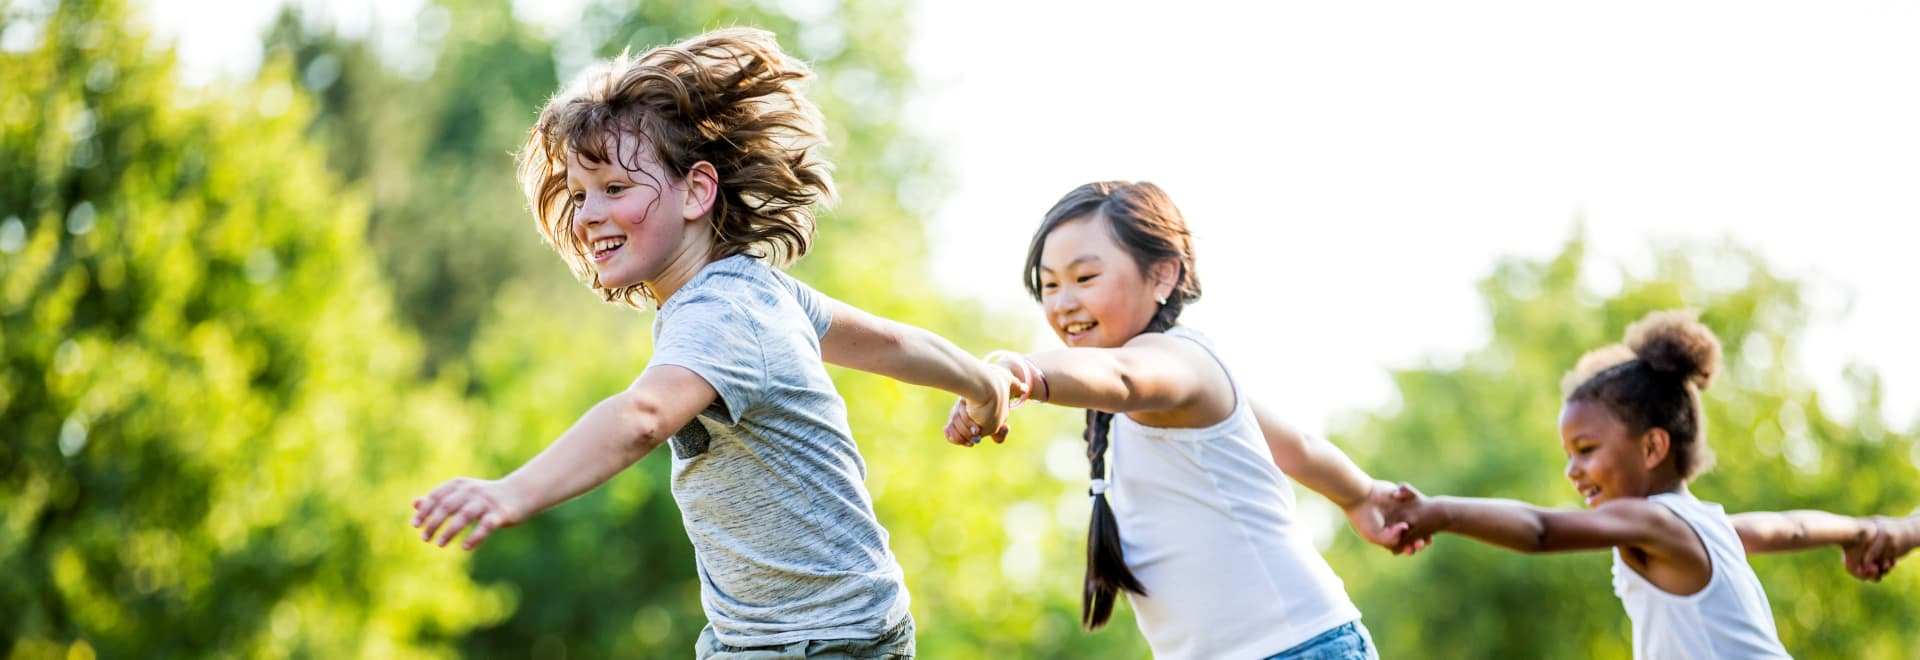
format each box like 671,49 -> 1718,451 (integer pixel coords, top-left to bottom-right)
1156,296 -> 1167,305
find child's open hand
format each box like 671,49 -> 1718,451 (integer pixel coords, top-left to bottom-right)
411,477 -> 529,551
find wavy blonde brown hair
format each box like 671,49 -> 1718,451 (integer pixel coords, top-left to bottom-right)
517,28 -> 834,307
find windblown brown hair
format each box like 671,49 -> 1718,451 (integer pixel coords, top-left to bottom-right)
517,28 -> 834,307
1021,181 -> 1202,629
1562,310 -> 1723,479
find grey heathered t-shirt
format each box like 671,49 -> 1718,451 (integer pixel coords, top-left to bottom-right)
648,254 -> 909,647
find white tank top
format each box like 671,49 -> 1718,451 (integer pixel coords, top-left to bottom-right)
1107,326 -> 1361,660
1611,491 -> 1791,659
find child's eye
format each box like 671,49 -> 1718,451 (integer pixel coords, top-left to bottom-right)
1577,446 -> 1595,455
569,191 -> 585,207
606,184 -> 625,194
1076,274 -> 1098,284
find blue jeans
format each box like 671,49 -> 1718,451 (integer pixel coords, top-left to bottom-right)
1263,621 -> 1379,660
694,616 -> 914,659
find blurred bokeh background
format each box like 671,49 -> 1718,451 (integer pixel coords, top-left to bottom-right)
4,0 -> 1917,657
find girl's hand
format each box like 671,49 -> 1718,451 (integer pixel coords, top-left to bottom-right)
942,363 -> 1021,447
1853,515 -> 1918,582
1345,480 -> 1416,553
943,395 -> 1009,446
1377,482 -> 1446,556
411,477 -> 529,551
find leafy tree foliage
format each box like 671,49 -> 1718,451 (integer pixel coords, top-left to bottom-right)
2,0 -> 504,656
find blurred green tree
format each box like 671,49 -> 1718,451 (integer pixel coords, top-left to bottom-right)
263,0 -> 563,371
1327,233 -> 1920,658
0,0 -> 507,656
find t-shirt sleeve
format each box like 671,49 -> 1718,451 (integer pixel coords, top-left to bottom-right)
773,270 -> 834,341
649,292 -> 765,424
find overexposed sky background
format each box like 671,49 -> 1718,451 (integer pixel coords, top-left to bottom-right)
145,0 -> 1920,441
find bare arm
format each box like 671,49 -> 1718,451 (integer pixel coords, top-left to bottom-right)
1022,334 -> 1212,414
819,300 -> 1002,403
411,365 -> 716,550
1730,510 -> 1873,554
1424,496 -> 1693,555
818,300 -> 1013,444
1252,400 -> 1416,550
1251,400 -> 1371,507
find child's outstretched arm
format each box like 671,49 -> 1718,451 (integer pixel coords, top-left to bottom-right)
1016,334 -> 1214,413
410,366 -> 717,550
817,300 -> 1016,445
1731,510 -> 1894,581
1384,484 -> 1699,557
1250,400 -> 1418,552
1729,510 -> 1874,554
939,334 -> 1219,445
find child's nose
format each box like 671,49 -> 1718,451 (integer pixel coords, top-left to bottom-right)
1564,458 -> 1581,480
1046,289 -> 1078,314
573,204 -> 608,234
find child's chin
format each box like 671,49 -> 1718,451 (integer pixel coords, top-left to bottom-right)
597,271 -> 643,289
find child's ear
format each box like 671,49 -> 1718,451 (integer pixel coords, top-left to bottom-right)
681,160 -> 719,222
1149,260 -> 1180,303
1640,427 -> 1671,470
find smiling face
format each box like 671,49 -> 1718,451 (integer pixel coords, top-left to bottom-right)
1035,213 -> 1174,348
1559,398 -> 1666,508
565,132 -> 700,293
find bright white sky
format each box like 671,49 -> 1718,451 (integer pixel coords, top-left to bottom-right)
146,0 -> 1920,439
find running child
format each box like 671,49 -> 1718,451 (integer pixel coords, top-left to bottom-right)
947,181 -> 1419,660
1379,310 -> 1912,658
409,29 -> 1017,658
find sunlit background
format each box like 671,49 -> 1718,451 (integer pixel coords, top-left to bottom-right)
7,0 -> 1918,657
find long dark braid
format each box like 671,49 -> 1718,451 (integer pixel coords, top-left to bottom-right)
1080,302 -> 1182,628
1022,182 -> 1201,630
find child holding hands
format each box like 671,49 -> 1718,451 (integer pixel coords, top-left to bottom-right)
1381,310 -> 1914,658
410,29 -> 1016,658
950,181 -> 1418,660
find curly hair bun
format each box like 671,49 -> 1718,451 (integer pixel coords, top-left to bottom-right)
1624,310 -> 1721,390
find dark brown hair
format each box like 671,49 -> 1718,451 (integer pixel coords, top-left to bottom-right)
1023,181 -> 1201,629
1562,310 -> 1722,479
517,28 -> 833,307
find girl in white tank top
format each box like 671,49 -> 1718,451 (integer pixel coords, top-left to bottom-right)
1374,310 -> 1909,659
944,182 -> 1429,659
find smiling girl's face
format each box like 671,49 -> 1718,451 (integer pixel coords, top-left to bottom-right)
1035,212 -> 1174,348
1559,398 -> 1663,508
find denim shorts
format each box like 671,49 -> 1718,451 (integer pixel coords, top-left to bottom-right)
694,616 -> 915,659
1263,621 -> 1379,660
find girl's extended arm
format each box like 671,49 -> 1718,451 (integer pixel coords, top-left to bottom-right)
1250,400 -> 1370,506
1251,400 -> 1414,551
1729,510 -> 1873,554
1021,333 -> 1212,414
818,300 -> 1013,443
1404,492 -> 1696,556
411,365 -> 717,550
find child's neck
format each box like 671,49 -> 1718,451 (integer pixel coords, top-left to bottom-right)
1637,474 -> 1688,499
647,236 -> 718,304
